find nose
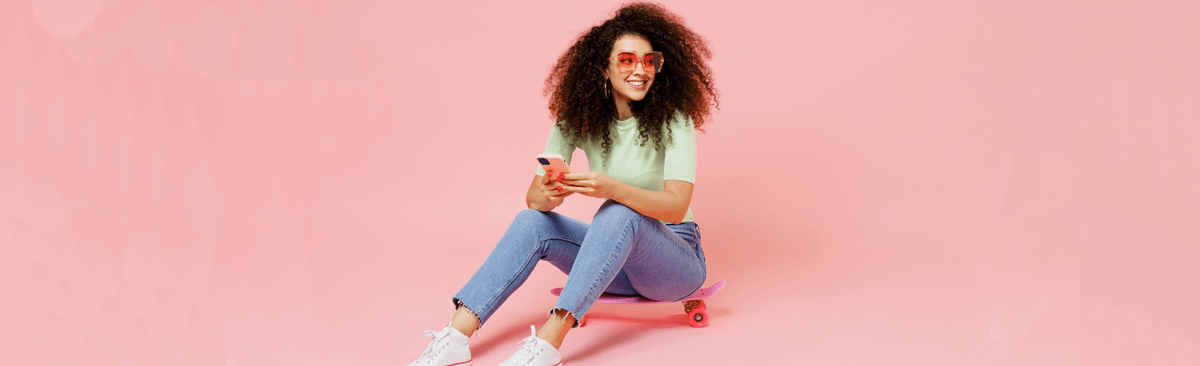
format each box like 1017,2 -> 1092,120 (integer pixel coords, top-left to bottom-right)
632,59 -> 648,75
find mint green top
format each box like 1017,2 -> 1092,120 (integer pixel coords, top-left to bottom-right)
536,112 -> 697,224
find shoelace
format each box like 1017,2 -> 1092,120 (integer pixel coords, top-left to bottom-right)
416,329 -> 450,364
510,326 -> 543,365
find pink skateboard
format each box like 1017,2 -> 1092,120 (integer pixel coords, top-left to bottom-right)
550,280 -> 725,328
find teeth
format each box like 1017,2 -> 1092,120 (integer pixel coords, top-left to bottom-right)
629,81 -> 645,86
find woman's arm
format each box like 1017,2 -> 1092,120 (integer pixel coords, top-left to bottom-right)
559,173 -> 694,223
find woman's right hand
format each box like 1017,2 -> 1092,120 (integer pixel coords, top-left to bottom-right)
527,172 -> 573,211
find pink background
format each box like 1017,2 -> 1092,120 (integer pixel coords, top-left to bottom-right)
2,0 -> 1198,365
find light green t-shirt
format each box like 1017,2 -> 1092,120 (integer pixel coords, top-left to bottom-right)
536,112 -> 697,224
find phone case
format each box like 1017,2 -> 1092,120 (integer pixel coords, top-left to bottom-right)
537,154 -> 572,175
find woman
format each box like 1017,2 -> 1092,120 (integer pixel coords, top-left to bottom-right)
408,3 -> 717,365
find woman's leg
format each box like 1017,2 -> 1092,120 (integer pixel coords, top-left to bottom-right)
616,220 -> 705,302
537,200 -> 707,348
449,209 -> 589,336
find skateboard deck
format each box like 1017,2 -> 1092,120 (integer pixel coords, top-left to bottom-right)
550,280 -> 725,327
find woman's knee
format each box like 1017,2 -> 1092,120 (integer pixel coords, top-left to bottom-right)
594,200 -> 641,222
497,209 -> 551,244
513,208 -> 555,227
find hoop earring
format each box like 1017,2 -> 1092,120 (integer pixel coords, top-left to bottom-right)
604,80 -> 610,99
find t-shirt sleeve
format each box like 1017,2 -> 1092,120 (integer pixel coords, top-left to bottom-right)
535,123 -> 576,176
663,114 -> 697,184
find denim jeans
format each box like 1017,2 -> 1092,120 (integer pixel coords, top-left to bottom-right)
452,200 -> 706,327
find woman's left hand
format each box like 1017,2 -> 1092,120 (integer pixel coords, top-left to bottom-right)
559,172 -> 621,199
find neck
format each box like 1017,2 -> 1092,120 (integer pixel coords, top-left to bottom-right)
614,95 -> 634,120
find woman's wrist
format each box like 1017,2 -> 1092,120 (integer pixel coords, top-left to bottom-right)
607,180 -> 632,202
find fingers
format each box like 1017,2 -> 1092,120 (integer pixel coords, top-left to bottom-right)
559,185 -> 593,195
560,173 -> 601,189
540,172 -> 588,200
561,172 -> 592,181
554,172 -> 609,199
545,172 -> 571,185
542,181 -> 573,197
547,190 -> 572,206
547,186 -> 571,197
558,178 -> 593,189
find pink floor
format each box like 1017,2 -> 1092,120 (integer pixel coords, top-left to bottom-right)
3,1 -> 1199,365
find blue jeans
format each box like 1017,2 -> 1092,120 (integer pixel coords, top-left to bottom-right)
453,200 -> 706,327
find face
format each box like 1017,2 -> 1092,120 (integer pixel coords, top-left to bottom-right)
605,35 -> 659,104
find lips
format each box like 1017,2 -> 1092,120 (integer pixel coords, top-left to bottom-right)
627,79 -> 647,89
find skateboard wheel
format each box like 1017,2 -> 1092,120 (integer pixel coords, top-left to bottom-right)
688,309 -> 709,328
577,316 -> 587,328
684,300 -> 709,328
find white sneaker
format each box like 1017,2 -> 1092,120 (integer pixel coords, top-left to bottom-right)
497,326 -> 562,366
406,326 -> 473,366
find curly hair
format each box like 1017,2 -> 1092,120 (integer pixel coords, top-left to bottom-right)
544,2 -> 718,160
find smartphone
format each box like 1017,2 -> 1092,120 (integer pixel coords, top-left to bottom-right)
537,154 -> 572,176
